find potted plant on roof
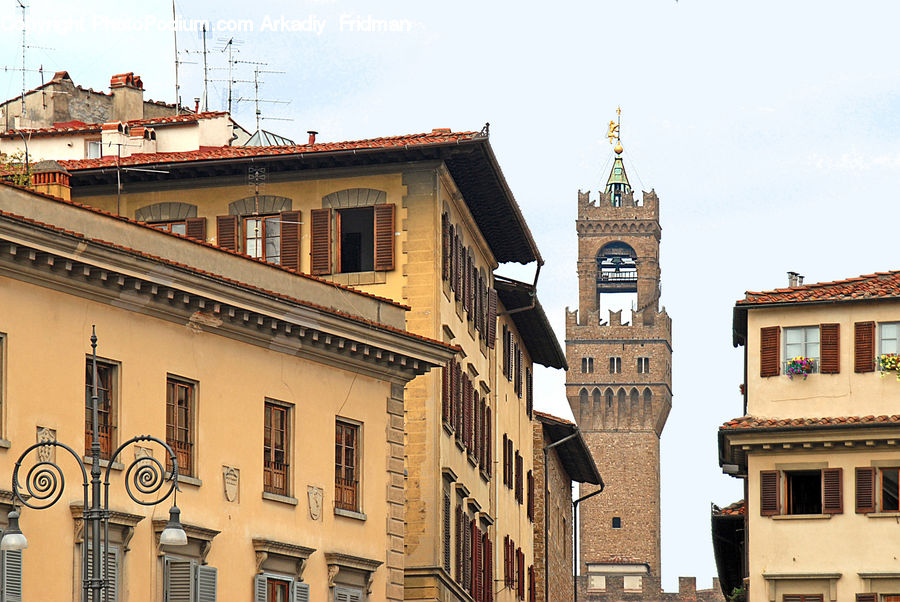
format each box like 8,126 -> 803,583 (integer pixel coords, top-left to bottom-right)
879,353 -> 900,381
785,356 -> 815,380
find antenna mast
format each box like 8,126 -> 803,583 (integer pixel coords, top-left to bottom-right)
201,24 -> 209,112
172,0 -> 180,114
18,0 -> 27,121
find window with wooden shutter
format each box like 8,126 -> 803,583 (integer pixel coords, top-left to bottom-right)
335,420 -> 360,512
760,470 -> 779,515
485,406 -> 492,476
456,504 -> 464,584
442,213 -> 450,281
293,582 -> 309,602
443,491 -> 452,572
525,368 -> 533,419
196,565 -> 217,602
309,208 -> 332,275
86,544 -> 119,602
502,327 -> 510,379
442,363 -> 451,426
454,363 -> 463,440
478,398 -> 486,468
760,326 -> 780,377
516,548 -> 524,600
1,549 -> 22,602
463,375 -> 471,449
487,289 -> 498,348
472,522 -> 481,599
528,565 -> 535,602
215,215 -> 239,252
856,466 -> 876,513
278,210 -> 302,271
264,402 -> 290,496
164,558 -> 193,602
185,217 -> 207,241
515,346 -> 523,398
464,516 -> 472,592
334,586 -> 363,602
482,532 -> 492,602
502,434 -> 509,486
856,594 -> 878,602
855,321 -> 876,373
515,452 -> 523,504
455,234 -> 463,296
464,250 -> 472,315
374,204 -> 395,271
820,323 -> 840,374
822,467 -> 843,514
526,470 -> 534,521
503,536 -> 509,586
507,438 -> 514,489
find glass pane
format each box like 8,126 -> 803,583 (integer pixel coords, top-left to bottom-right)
171,223 -> 187,236
805,326 -> 819,344
806,342 -> 819,360
785,328 -> 803,344
785,343 -> 802,358
883,468 -> 899,512
883,323 -> 898,339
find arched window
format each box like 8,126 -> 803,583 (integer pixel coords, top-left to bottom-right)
605,389 -> 613,409
643,388 -> 652,403
630,388 -> 639,404
597,242 -> 637,294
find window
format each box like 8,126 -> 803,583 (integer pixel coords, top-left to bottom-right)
253,540 -> 312,602
637,357 -> 650,374
581,357 -> 594,373
85,358 -> 117,459
86,139 -> 102,159
85,545 -> 119,602
612,516 -> 622,529
785,326 -> 819,361
609,357 -> 621,374
880,323 -> 900,355
0,333 -> 5,439
264,402 -> 290,496
164,557 -> 217,602
244,215 -> 281,264
333,586 -> 363,602
857,466 -> 900,513
254,574 -> 309,602
786,471 -> 822,514
337,207 -> 374,272
782,596 -> 823,602
152,221 -> 188,236
166,378 -> 195,477
335,420 -> 360,512
760,468 -> 842,516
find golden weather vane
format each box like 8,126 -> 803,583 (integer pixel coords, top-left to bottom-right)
607,106 -> 624,154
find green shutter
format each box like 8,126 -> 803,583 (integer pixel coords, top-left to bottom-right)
293,582 -> 309,602
254,575 -> 267,602
2,550 -> 23,602
196,565 -> 217,602
164,558 -> 193,602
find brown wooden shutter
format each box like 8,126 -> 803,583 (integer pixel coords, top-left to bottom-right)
526,368 -> 533,418
855,321 -> 876,373
374,204 -> 395,271
455,234 -> 463,294
822,467 -> 843,514
309,208 -> 332,275
216,215 -> 239,252
486,406 -> 492,476
856,466 -> 876,513
857,594 -> 878,602
760,326 -> 780,377
484,534 -> 493,602
487,289 -> 498,349
527,470 -> 534,521
474,524 -> 482,601
454,362 -> 463,439
442,363 -> 451,424
443,491 -> 452,572
279,210 -> 301,271
456,504 -> 463,583
185,217 -> 206,241
450,226 -> 457,291
760,470 -> 779,515
442,212 -> 450,281
783,597 -> 805,602
820,323 -> 840,374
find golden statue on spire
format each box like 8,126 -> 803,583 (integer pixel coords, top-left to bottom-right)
607,106 -> 623,154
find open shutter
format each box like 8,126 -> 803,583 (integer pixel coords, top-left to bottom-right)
820,323 -> 840,374
2,550 -> 23,602
216,215 -> 239,252
760,470 -> 779,516
485,536 -> 493,602
185,217 -> 207,242
822,467 -> 843,514
254,574 -> 267,602
443,491 -> 452,572
450,230 -> 458,292
456,504 -> 463,583
487,289 -> 498,348
856,466 -> 876,513
279,210 -> 302,272
86,546 -> 118,602
165,558 -> 193,602
309,208 -> 332,275
486,406 -> 492,476
472,523 -> 481,600
526,368 -> 533,419
857,595 -> 878,602
293,582 -> 310,602
374,204 -> 395,271
442,213 -> 450,281
442,363 -> 451,424
760,326 -> 780,377
855,321 -> 876,373
196,565 -> 217,602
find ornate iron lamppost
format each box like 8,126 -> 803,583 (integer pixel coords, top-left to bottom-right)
0,327 -> 187,600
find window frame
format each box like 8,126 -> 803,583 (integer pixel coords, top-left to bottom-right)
879,466 -> 900,512
85,356 -> 119,460
335,418 -> 362,514
243,214 -> 282,265
609,357 -> 621,374
0,332 -> 5,441
336,206 -> 375,274
85,138 -> 102,159
166,376 -> 196,478
879,322 -> 900,356
637,357 -> 650,374
263,400 -> 292,497
784,325 -> 820,363
151,220 -> 188,236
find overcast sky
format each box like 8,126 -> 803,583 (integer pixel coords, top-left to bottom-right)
4,0 -> 899,590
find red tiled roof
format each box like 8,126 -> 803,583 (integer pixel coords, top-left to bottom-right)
720,414 -> 900,431
713,500 -> 746,516
57,129 -> 481,171
738,270 -> 900,306
534,410 -> 575,426
598,556 -> 646,565
1,112 -> 226,139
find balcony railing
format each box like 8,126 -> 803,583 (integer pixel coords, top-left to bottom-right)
264,460 -> 288,496
335,476 -> 358,511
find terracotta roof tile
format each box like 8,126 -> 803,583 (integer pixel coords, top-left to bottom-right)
720,414 -> 900,431
1,111 -> 227,139
533,410 -> 575,426
738,270 -> 900,306
57,129 -> 481,171
713,500 -> 745,516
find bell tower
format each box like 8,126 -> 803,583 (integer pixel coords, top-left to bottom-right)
566,112 -> 672,596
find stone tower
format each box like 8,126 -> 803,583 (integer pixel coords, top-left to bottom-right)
566,144 -> 672,596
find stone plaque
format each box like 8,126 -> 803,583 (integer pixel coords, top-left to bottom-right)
308,486 -> 323,521
223,466 -> 240,502
134,446 -> 153,461
36,426 -> 56,462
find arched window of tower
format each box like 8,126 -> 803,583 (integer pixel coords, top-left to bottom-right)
596,241 -> 638,320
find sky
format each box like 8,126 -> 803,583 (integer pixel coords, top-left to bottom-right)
3,0 -> 900,590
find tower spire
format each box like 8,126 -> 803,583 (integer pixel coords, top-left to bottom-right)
605,107 -> 631,203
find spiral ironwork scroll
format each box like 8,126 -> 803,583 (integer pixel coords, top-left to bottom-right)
11,440 -> 87,510
107,436 -> 178,506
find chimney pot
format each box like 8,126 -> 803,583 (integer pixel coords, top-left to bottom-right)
787,271 -> 805,288
307,130 -> 318,145
194,98 -> 200,113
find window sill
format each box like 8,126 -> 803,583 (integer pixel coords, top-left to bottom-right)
480,469 -> 490,483
165,472 -> 202,487
771,513 -> 832,520
334,507 -> 367,521
82,456 -> 124,471
455,439 -> 465,452
467,453 -> 477,467
865,512 -> 900,519
443,422 -> 454,436
262,492 -> 298,506
0,439 -> 10,449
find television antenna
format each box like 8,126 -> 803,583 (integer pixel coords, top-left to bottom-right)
213,37 -> 245,113
234,65 -> 290,131
1,1 -> 54,125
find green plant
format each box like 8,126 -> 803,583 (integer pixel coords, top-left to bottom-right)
785,356 -> 815,380
727,586 -> 746,602
880,353 -> 900,380
0,151 -> 29,187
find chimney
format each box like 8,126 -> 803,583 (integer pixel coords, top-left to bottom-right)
194,97 -> 200,113
307,130 -> 318,145
109,72 -> 145,122
30,160 -> 71,201
787,271 -> 804,288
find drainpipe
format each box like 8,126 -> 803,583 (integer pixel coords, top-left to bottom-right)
543,431 -> 578,602
573,478 -> 605,602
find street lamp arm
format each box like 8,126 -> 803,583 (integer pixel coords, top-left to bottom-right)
104,435 -> 179,506
11,439 -> 89,510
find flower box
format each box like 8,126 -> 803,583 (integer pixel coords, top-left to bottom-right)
785,356 -> 816,380
879,353 -> 900,380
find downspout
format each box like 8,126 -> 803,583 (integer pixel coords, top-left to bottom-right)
542,430 -> 577,602
573,478 -> 605,602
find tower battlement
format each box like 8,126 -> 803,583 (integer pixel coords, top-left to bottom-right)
578,188 -> 659,221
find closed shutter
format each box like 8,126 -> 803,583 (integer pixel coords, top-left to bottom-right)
783,597 -> 805,602
165,558 -> 193,602
456,504 -> 463,583
855,321 -> 876,373
856,466 -> 876,513
463,517 -> 471,591
185,217 -> 207,241
309,208 -> 332,275
279,210 -> 302,272
760,326 -> 780,377
2,550 -> 23,602
442,212 -> 450,281
507,439 -> 514,489
196,565 -> 217,602
509,335 -> 516,383
820,323 -> 840,374
473,523 -> 481,601
527,471 -> 534,521
454,362 -> 463,438
525,368 -> 533,418
486,406 -> 492,476
516,346 -> 523,396
517,549 -> 524,599
822,467 -> 843,514
503,536 -> 509,586
760,470 -> 779,516
463,250 -> 471,314
443,492 -> 452,572
215,215 -> 239,252
374,204 -> 395,271
451,231 -> 459,293
487,289 -> 498,348
293,582 -> 309,602
254,574 -> 267,602
334,586 -> 362,602
86,546 -> 118,602
857,594 -> 878,602
485,536 -> 493,602
442,363 -> 451,424
473,391 -> 481,458
528,566 -> 535,602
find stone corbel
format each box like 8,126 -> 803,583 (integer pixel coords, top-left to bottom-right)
70,503 -> 143,551
324,552 -> 383,594
152,519 -> 220,562
255,551 -> 268,574
252,538 -> 315,582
